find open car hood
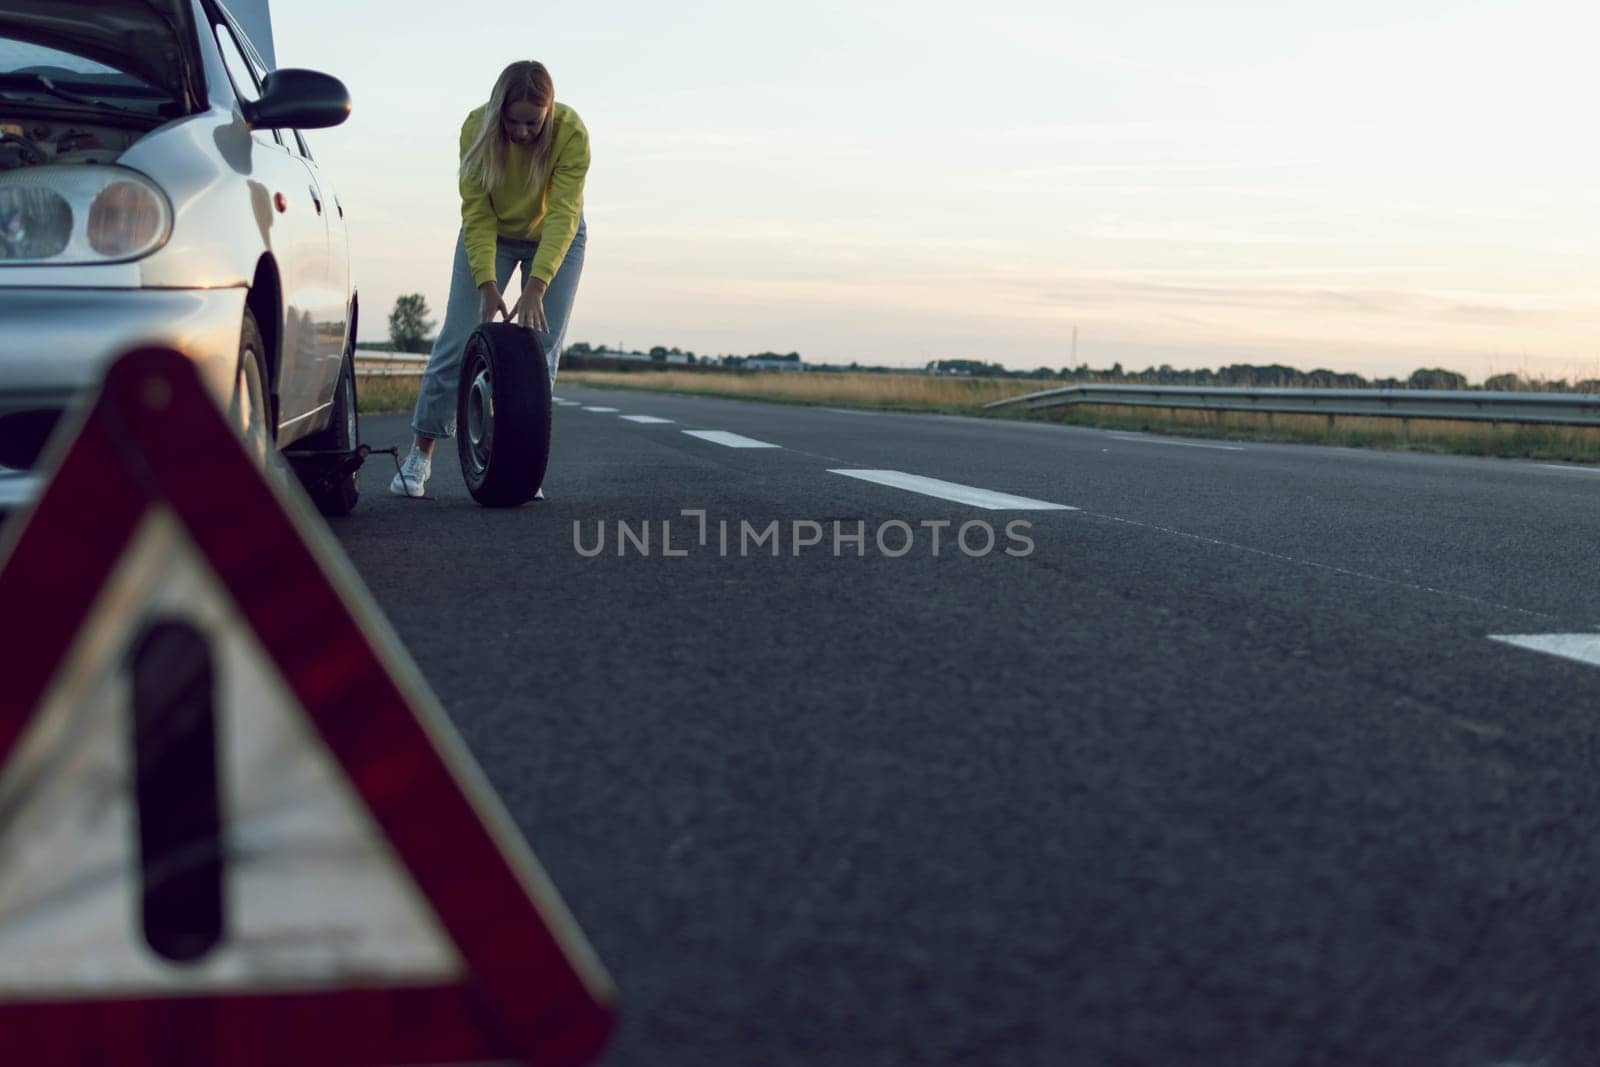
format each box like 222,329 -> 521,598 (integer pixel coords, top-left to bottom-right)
0,0 -> 203,111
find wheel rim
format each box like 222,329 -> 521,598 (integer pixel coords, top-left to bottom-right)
466,356 -> 493,475
233,348 -> 270,464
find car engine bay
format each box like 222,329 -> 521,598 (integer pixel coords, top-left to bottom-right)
0,118 -> 136,170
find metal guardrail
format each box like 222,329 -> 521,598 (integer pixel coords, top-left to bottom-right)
983,384 -> 1600,427
354,350 -> 428,379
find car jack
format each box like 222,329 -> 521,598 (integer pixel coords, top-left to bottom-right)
283,443 -> 401,500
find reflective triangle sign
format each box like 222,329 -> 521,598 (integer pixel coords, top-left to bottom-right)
0,347 -> 614,1065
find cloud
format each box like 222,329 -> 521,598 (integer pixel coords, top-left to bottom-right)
1005,161 -> 1314,178
1073,217 -> 1320,247
1001,119 -> 1371,141
999,275 -> 1589,320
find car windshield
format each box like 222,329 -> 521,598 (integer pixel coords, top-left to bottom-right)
0,37 -> 172,116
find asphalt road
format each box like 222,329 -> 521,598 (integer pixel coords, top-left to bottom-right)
332,385 -> 1600,1066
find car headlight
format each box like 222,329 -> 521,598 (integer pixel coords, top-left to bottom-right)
0,166 -> 172,265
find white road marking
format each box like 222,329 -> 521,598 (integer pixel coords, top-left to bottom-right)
1490,633 -> 1600,670
1537,463 -> 1600,474
828,469 -> 1074,510
683,430 -> 780,449
583,406 -> 620,413
620,415 -> 674,424
1106,434 -> 1245,452
823,408 -> 883,416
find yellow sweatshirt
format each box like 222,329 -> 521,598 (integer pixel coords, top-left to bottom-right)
459,101 -> 590,287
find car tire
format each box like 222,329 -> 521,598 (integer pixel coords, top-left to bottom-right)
457,323 -> 551,508
295,349 -> 361,516
230,309 -> 273,467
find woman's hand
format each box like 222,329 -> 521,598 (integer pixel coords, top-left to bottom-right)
478,281 -> 508,324
510,277 -> 549,332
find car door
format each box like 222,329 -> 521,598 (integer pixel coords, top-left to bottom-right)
208,14 -> 328,445
286,129 -> 350,417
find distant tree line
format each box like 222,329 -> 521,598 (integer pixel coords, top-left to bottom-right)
565,342 -> 698,364
568,342 -> 810,369
923,359 -> 1600,393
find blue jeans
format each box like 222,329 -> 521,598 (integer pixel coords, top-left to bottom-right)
411,219 -> 587,440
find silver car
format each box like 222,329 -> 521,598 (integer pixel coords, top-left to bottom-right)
0,0 -> 360,515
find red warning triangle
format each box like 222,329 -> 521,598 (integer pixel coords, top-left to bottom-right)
0,347 -> 615,1066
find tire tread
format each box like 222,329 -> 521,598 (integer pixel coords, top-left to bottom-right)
458,323 -> 552,507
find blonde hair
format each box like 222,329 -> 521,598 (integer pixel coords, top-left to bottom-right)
460,61 -> 555,192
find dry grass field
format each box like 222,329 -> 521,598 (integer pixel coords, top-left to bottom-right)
1033,404 -> 1600,462
560,369 -> 1052,412
357,375 -> 424,415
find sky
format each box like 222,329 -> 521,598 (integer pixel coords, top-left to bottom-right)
268,0 -> 1599,382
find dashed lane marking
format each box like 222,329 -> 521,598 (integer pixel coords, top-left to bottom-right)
828,469 -> 1075,510
582,406 -> 620,413
682,430 -> 780,449
619,415 -> 674,424
1489,633 -> 1600,670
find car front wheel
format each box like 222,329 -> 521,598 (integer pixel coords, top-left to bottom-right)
230,309 -> 273,466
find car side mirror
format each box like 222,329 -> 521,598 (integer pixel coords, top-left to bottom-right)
245,69 -> 351,130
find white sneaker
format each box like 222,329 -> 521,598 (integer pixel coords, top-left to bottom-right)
388,447 -> 431,498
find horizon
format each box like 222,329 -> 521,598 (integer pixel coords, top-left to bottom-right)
269,1 -> 1599,383
375,330 -> 1592,389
